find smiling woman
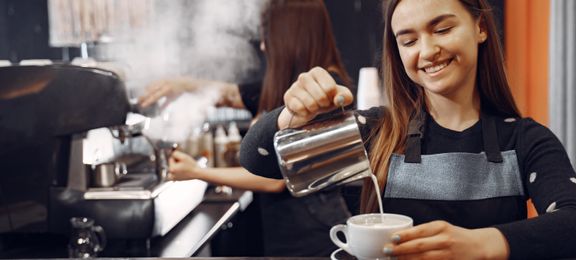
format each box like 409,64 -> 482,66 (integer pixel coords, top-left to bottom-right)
240,0 -> 576,259
391,1 -> 487,129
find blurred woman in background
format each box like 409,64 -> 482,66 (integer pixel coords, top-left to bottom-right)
140,0 -> 353,256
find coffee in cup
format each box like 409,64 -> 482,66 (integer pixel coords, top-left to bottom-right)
330,213 -> 413,260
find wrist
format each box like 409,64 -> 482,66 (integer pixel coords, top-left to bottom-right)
479,228 -> 510,260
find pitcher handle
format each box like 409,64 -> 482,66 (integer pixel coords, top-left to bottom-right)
330,224 -> 353,255
92,225 -> 107,253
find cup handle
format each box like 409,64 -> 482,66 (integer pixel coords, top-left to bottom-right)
92,225 -> 107,252
330,224 -> 352,255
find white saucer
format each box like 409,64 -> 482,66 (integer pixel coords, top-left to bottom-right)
331,248 -> 394,260
331,248 -> 357,260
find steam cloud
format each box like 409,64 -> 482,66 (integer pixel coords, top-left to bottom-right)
98,0 -> 267,143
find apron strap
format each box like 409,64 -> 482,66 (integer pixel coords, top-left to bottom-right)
404,112 -> 503,163
404,112 -> 425,163
481,114 -> 504,163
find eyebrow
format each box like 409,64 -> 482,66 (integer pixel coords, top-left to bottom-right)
394,14 -> 457,38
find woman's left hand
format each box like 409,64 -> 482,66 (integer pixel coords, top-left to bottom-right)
168,150 -> 202,181
384,221 -> 509,260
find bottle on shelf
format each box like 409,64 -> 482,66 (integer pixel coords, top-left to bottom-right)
199,122 -> 214,167
225,121 -> 242,167
214,124 -> 228,168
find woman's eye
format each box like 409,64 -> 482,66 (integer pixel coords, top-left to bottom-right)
435,27 -> 453,34
401,40 -> 416,47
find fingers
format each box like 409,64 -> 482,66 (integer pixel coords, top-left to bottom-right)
393,221 -> 450,243
169,151 -> 197,169
284,67 -> 354,119
168,151 -> 198,180
333,85 -> 354,107
139,81 -> 171,107
309,67 -> 338,104
171,150 -> 189,161
387,235 -> 450,256
386,221 -> 454,256
308,67 -> 353,107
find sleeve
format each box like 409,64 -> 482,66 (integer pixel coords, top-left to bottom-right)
239,106 -> 284,179
494,118 -> 576,260
238,81 -> 262,116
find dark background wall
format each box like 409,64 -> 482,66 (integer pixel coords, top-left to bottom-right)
0,0 -> 504,82
0,0 -> 66,62
0,1 -> 9,57
325,0 -> 384,82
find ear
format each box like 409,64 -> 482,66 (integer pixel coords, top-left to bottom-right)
478,28 -> 487,43
476,16 -> 488,43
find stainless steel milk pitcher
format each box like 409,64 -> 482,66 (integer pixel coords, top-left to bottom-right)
274,111 -> 373,197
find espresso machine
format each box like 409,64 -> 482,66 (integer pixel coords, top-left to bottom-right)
0,65 -> 206,242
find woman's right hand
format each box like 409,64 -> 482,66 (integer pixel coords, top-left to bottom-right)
139,77 -> 195,108
278,67 -> 354,129
139,77 -> 242,109
168,150 -> 203,181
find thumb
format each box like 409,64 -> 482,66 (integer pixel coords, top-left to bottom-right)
332,85 -> 354,107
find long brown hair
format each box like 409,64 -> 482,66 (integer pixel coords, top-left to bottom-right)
257,0 -> 352,114
360,0 -> 521,213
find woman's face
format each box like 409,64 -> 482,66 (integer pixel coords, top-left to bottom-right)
391,0 -> 486,98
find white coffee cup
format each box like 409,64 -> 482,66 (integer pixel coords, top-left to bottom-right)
330,213 -> 413,260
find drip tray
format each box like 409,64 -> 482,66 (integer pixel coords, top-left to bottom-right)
78,173 -> 208,237
84,173 -> 166,200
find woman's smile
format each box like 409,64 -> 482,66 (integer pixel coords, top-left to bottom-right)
420,58 -> 454,75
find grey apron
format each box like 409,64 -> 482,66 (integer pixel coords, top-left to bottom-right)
385,112 -> 524,204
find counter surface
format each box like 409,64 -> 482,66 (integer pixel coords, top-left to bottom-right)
0,187 -> 253,258
153,188 -> 253,257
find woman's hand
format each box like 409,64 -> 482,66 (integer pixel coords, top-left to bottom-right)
384,221 -> 510,260
138,77 -> 195,107
168,150 -> 203,181
278,67 -> 354,129
139,77 -> 242,109
168,150 -> 285,193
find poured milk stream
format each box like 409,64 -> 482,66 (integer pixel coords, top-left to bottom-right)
370,173 -> 385,215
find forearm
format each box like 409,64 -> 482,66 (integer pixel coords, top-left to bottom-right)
495,208 -> 576,259
195,167 -> 285,193
239,106 -> 284,179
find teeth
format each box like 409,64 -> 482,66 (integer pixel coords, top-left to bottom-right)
424,60 -> 450,74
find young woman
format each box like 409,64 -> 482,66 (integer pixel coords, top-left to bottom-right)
240,0 -> 576,259
142,0 -> 354,256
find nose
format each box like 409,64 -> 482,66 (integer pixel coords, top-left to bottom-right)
419,36 -> 441,61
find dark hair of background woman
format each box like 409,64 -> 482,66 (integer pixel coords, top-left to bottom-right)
258,0 -> 352,114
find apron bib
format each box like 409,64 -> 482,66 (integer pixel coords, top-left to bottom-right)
385,112 -> 525,201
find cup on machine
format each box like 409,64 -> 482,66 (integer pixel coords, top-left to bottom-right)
89,162 -> 127,187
